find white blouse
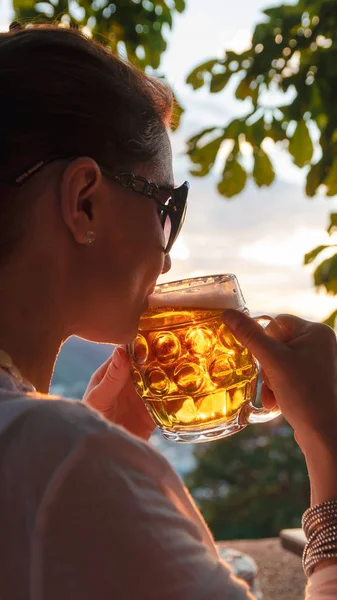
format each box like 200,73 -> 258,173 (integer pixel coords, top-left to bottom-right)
0,368 -> 336,599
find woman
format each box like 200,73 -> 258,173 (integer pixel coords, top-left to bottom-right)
0,22 -> 337,599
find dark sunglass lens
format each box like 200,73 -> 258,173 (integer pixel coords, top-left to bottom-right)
158,183 -> 189,253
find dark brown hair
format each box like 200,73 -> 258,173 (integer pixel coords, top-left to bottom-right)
0,24 -> 173,257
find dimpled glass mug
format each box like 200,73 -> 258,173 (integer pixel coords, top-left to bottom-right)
128,274 -> 281,443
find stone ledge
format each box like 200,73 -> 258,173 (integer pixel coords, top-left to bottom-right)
217,538 -> 306,600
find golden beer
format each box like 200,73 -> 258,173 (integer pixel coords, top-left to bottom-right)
131,305 -> 258,426
129,275 -> 280,443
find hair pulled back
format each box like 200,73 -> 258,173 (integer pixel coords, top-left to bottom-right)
0,23 -> 173,258
0,24 -> 173,180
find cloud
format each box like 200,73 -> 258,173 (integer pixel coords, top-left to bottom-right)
240,227 -> 332,268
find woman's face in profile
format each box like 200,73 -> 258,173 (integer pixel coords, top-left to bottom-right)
78,132 -> 174,345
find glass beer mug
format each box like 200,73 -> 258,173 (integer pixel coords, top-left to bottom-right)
128,274 -> 281,443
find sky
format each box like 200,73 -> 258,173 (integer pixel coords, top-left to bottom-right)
1,0 -> 337,321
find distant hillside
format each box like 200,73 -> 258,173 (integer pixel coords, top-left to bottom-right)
51,336 -> 114,399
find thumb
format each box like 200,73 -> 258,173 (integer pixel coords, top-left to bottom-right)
91,347 -> 130,412
222,309 -> 286,369
104,346 -> 130,389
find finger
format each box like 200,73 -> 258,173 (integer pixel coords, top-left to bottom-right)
222,309 -> 286,369
89,348 -> 130,412
262,318 -> 288,343
89,346 -> 130,387
275,314 -> 313,339
260,368 -> 272,389
89,354 -> 114,386
261,382 -> 277,410
102,347 -> 130,388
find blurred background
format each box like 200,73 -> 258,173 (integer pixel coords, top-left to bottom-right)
1,0 -> 335,554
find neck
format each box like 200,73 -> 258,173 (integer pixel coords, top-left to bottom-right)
0,323 -> 62,393
0,261 -> 67,393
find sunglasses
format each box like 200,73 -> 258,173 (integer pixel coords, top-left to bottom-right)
15,156 -> 189,255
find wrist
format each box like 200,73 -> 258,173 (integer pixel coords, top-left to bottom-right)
302,500 -> 337,577
301,433 -> 337,506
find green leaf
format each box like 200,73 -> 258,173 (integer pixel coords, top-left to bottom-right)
314,254 -> 337,295
324,159 -> 337,197
252,22 -> 270,46
217,156 -> 247,198
189,135 -> 225,177
267,119 -> 287,143
187,127 -> 219,149
174,0 -> 186,13
235,78 -> 258,103
186,59 -> 218,90
289,120 -> 314,168
328,213 -> 337,235
304,245 -> 333,265
306,162 -> 323,198
332,129 -> 337,144
235,78 -> 251,100
253,149 -> 275,187
13,0 -> 35,13
225,119 -> 244,140
245,119 -> 267,147
170,94 -> 184,131
323,309 -> 337,329
210,71 -> 231,93
14,0 -> 186,71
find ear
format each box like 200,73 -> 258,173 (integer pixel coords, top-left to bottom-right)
59,157 -> 102,244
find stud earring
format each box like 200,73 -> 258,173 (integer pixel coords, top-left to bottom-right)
84,231 -> 96,244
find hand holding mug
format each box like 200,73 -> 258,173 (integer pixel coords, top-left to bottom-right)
222,310 -> 337,454
128,274 -> 284,443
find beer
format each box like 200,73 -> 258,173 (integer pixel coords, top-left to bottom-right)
129,278 -> 259,440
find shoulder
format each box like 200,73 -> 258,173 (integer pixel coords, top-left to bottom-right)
14,395 -> 164,464
0,394 -> 171,491
0,398 -> 105,493
0,395 -> 109,454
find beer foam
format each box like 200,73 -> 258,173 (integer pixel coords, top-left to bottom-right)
149,289 -> 243,310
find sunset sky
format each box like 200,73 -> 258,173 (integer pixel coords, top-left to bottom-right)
1,0 -> 337,321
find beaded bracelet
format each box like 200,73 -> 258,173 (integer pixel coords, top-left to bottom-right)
302,500 -> 337,577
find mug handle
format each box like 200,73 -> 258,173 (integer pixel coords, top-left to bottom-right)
240,315 -> 284,425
